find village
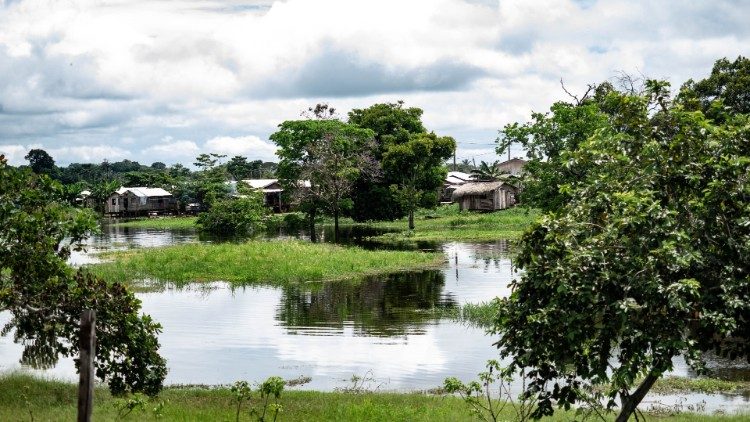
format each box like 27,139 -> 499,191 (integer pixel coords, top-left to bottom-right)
89,157 -> 527,218
1,0 -> 749,420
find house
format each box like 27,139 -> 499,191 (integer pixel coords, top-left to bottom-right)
76,190 -> 96,208
496,158 -> 527,176
441,171 -> 474,202
241,179 -> 285,212
105,187 -> 177,216
452,181 -> 517,211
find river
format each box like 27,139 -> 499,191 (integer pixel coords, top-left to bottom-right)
1,224 -> 749,413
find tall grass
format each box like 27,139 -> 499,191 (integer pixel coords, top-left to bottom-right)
109,217 -> 198,230
0,373 -> 746,422
88,240 -> 443,286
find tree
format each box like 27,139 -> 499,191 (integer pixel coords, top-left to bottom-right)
271,118 -> 377,241
382,132 -> 455,230
196,190 -> 268,236
347,101 -> 428,221
470,160 -> 505,181
0,155 -> 167,395
493,82 -> 750,421
193,153 -> 229,208
678,56 -> 750,119
497,94 -> 610,212
226,156 -> 261,181
25,148 -> 56,175
150,162 -> 167,170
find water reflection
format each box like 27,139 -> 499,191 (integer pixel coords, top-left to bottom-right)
277,271 -> 456,337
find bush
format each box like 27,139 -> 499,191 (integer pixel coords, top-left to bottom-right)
196,192 -> 268,235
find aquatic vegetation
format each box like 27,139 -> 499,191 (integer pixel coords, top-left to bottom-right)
88,240 -> 443,286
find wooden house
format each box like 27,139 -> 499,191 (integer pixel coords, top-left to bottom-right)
496,158 -> 527,176
241,179 -> 285,212
452,181 -> 517,211
105,187 -> 177,216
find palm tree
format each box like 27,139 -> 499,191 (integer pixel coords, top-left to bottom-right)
470,160 -> 507,181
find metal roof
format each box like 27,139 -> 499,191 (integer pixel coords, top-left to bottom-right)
115,187 -> 172,197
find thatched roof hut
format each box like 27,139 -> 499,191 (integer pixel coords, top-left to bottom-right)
452,181 -> 517,211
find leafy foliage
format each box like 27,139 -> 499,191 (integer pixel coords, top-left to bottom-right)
0,156 -> 167,396
494,76 -> 750,420
196,191 -> 268,236
678,56 -> 750,119
271,117 -> 377,240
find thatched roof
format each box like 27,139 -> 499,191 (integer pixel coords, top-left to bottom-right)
452,181 -> 510,200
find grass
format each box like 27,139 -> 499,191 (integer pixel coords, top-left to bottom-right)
109,216 -> 198,230
369,205 -> 540,243
433,300 -> 500,328
1,373 -> 747,422
651,376 -> 750,395
88,240 -> 444,286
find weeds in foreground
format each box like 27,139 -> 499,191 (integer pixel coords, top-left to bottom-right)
113,393 -> 165,419
230,376 -> 286,422
335,370 -> 387,394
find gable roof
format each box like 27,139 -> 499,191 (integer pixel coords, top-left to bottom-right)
452,181 -> 513,200
115,187 -> 172,197
446,171 -> 473,185
241,179 -> 279,189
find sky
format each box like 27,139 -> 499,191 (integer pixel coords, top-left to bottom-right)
0,0 -> 748,168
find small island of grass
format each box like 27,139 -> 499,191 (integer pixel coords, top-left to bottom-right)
108,216 -> 198,230
88,240 -> 443,286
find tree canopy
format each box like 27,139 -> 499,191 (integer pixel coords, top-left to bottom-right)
0,156 -> 167,395
494,64 -> 750,421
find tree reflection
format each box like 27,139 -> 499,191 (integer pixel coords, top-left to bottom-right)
276,270 -> 457,337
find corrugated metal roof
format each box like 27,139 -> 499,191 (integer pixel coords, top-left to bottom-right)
115,187 -> 172,197
241,179 -> 278,189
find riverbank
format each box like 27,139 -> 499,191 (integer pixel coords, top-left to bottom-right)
369,205 -> 539,242
108,216 -> 198,230
106,205 -> 540,243
0,374 -> 746,421
88,240 -> 443,286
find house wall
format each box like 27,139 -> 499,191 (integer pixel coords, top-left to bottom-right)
459,186 -> 516,211
105,193 -> 177,215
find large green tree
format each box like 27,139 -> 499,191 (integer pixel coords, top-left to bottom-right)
382,132 -> 455,230
271,118 -> 377,241
347,101 -> 429,221
494,81 -> 750,421
25,148 -> 56,175
0,156 -> 167,395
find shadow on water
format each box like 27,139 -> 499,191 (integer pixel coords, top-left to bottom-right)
277,270 -> 457,337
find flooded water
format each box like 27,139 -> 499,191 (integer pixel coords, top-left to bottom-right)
3,225 -> 750,413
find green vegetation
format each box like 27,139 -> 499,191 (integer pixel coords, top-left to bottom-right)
494,58 -> 750,420
436,300 -> 500,328
196,191 -> 268,235
110,216 -> 198,229
89,240 -> 443,286
370,205 -> 540,242
0,157 -> 166,395
650,377 -> 750,396
2,373 -> 747,422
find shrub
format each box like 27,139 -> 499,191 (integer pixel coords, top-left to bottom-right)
196,192 -> 268,235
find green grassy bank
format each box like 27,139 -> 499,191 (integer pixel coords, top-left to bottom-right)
109,216 -> 198,230
370,205 -> 540,242
88,240 -> 443,286
1,374 -> 747,422
106,205 -> 540,243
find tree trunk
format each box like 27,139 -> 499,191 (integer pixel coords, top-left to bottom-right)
334,208 -> 339,243
309,208 -> 317,243
408,209 -> 415,230
615,372 -> 660,422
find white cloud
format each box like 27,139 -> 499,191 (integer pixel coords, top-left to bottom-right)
0,144 -> 28,165
0,0 -> 748,165
204,135 -> 278,161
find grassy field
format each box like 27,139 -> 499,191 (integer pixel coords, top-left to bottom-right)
88,240 -> 443,286
369,205 -> 540,243
109,216 -> 198,230
1,374 -> 747,422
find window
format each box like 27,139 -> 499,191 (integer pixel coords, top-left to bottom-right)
111,198 -> 117,205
